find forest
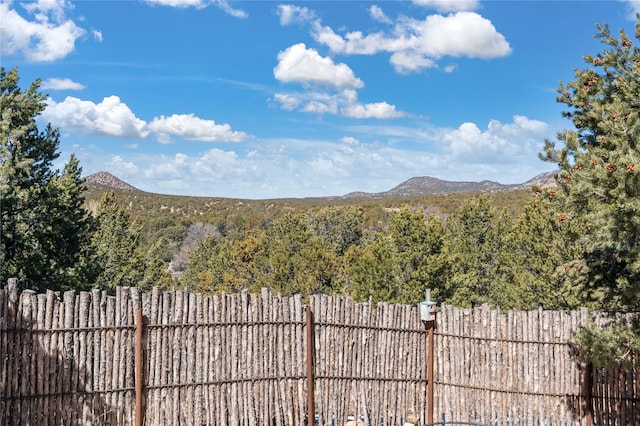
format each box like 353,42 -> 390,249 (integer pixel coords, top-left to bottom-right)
2,17 -> 640,366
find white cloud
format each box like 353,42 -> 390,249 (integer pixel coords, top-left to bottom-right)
42,95 -> 250,145
146,0 -> 207,7
443,63 -> 458,73
145,0 -> 247,17
312,11 -> 511,74
41,96 -> 149,138
213,0 -> 247,18
277,4 -> 316,25
41,78 -> 85,90
273,93 -> 302,110
274,43 -> 364,89
0,1 -> 85,62
342,101 -> 405,119
390,51 -> 437,74
107,155 -> 140,176
148,113 -> 249,143
623,0 -> 640,18
80,115 -> 554,199
412,0 -> 479,12
440,115 -> 548,163
92,29 -> 103,42
274,89 -> 405,119
369,5 -> 392,24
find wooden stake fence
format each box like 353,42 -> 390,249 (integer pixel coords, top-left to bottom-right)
1,282 -> 639,425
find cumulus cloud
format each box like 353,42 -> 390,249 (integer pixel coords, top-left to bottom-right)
274,43 -> 364,89
0,0 -> 85,62
312,11 -> 511,73
412,0 -> 479,12
277,4 -> 316,25
273,88 -> 405,119
148,113 -> 249,143
42,95 -> 249,144
41,78 -> 85,91
439,115 -> 548,162
42,96 -> 149,138
342,101 -> 405,119
83,114 -> 553,199
145,0 -> 247,17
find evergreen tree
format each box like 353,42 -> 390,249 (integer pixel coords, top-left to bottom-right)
0,67 -> 93,291
91,192 -> 144,291
444,195 -> 500,307
182,233 -> 234,293
345,234 -> 398,303
389,209 -> 446,304
253,213 -> 334,296
502,197 -> 582,310
308,206 -> 363,256
540,17 -> 640,367
540,17 -> 640,312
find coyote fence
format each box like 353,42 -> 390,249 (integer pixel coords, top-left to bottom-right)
1,279 -> 638,425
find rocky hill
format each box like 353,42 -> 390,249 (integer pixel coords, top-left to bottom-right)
84,171 -> 140,192
343,171 -> 558,199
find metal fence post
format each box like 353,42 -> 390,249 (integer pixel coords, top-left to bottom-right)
427,312 -> 435,424
135,308 -> 145,426
306,305 -> 316,426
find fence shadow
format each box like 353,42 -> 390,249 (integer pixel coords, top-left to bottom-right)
0,279 -> 124,425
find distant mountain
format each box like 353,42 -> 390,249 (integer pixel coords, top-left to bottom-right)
84,170 -> 559,200
344,171 -> 558,199
84,172 -> 140,192
513,170 -> 559,191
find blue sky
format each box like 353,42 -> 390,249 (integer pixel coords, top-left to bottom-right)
2,0 -> 638,199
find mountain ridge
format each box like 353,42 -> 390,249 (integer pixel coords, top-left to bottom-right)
84,171 -> 558,200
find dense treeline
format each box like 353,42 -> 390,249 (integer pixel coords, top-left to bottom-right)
175,195 -> 580,310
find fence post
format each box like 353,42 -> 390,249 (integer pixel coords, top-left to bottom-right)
420,292 -> 437,425
583,362 -> 593,425
135,308 -> 145,426
305,305 -> 315,426
427,313 -> 435,424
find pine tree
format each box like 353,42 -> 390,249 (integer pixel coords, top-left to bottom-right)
540,17 -> 640,312
444,195 -> 501,307
91,192 -> 144,291
540,17 -> 640,367
0,68 -> 93,291
388,209 -> 446,304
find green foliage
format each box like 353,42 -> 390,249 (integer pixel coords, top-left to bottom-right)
0,68 -> 94,291
253,213 -> 337,296
540,16 -> 640,367
389,209 -> 446,304
90,192 -> 145,291
345,234 -> 398,303
540,17 -> 640,313
500,197 -> 582,310
444,195 -> 502,307
572,322 -> 640,369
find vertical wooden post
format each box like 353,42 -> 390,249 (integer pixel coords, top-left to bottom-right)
427,316 -> 435,424
135,308 -> 144,426
305,305 -> 315,426
583,362 -> 593,425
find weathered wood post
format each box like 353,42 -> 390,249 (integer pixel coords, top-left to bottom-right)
583,362 -> 593,425
419,290 -> 437,425
305,305 -> 316,426
135,308 -> 145,426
